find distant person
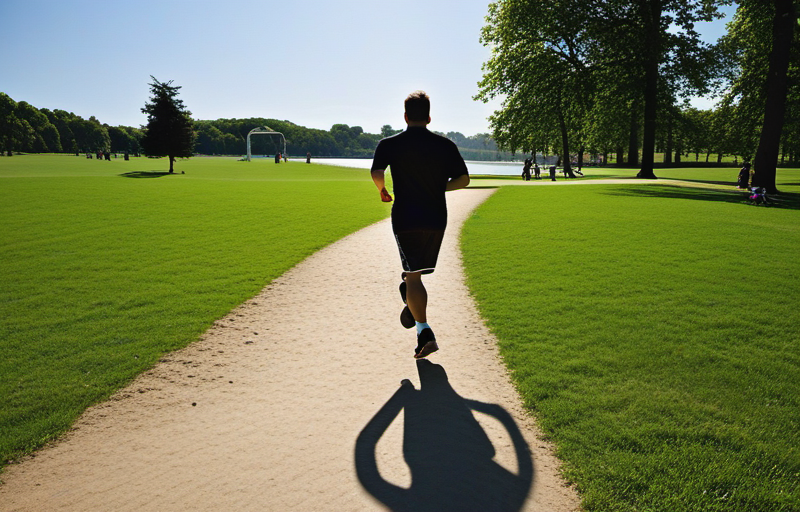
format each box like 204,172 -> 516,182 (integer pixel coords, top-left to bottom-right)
549,165 -> 557,181
370,90 -> 470,359
275,152 -> 281,163
737,162 -> 751,189
306,152 -> 311,164
533,162 -> 540,179
283,153 -> 288,163
521,158 -> 532,181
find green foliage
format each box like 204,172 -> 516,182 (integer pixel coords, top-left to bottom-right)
463,177 -> 800,511
140,77 -> 195,171
718,0 -> 800,173
0,154 -> 390,469
106,125 -> 141,154
0,91 -> 518,161
477,0 -> 730,175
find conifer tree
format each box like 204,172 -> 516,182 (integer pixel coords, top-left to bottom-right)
141,76 -> 195,173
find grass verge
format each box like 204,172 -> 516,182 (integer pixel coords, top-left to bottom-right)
461,172 -> 800,511
0,154 -> 388,468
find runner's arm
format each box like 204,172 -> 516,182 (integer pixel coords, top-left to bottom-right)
371,169 -> 393,202
445,174 -> 470,191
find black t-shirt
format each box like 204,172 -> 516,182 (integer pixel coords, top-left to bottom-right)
371,127 -> 468,231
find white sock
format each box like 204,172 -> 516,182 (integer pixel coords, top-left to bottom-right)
416,321 -> 430,334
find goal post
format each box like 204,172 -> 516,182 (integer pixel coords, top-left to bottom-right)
246,126 -> 286,161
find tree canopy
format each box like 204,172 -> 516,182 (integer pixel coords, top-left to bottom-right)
476,0 -> 792,177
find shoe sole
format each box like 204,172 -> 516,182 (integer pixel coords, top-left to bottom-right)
400,306 -> 415,329
414,341 -> 439,359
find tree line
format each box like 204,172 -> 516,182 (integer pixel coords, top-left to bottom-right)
0,92 -> 513,161
0,92 -> 142,157
477,0 -> 799,191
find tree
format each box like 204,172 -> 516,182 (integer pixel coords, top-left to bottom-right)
477,0 -> 593,177
15,102 -> 60,153
477,0 -> 727,177
381,124 -> 402,138
751,0 -> 798,192
719,0 -> 800,190
598,0 -> 729,178
140,76 -> 195,173
0,93 -> 25,155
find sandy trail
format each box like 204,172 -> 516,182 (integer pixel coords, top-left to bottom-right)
0,188 -> 580,512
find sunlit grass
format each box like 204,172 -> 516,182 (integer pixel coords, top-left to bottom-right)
0,154 -> 389,467
462,175 -> 800,511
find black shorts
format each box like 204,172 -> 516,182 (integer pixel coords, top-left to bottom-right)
394,229 -> 445,274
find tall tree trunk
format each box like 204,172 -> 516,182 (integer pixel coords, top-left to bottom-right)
636,0 -> 661,177
169,155 -> 175,173
558,109 -> 576,178
753,0 -> 796,193
637,0 -> 661,179
706,151 -> 711,163
616,146 -> 625,166
628,100 -> 639,166
665,115 -> 673,164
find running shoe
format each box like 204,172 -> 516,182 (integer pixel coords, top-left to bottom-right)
414,328 -> 438,359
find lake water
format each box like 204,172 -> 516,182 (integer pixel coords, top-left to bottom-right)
295,157 -> 542,176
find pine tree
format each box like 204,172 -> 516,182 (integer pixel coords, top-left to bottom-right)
141,76 -> 195,173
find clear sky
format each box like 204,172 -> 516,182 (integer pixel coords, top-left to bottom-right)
0,0 -> 736,136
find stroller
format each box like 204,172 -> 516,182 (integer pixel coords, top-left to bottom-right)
748,186 -> 771,206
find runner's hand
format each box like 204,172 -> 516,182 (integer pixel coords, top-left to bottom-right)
380,187 -> 393,202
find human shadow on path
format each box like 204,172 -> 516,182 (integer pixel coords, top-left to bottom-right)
355,360 -> 533,512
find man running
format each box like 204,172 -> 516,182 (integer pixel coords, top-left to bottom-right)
370,91 -> 470,359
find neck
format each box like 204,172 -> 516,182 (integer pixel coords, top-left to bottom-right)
406,121 -> 428,128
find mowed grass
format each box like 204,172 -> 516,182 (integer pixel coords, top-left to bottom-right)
461,171 -> 800,511
0,154 -> 389,468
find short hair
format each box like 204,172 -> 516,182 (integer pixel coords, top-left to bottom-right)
405,90 -> 430,122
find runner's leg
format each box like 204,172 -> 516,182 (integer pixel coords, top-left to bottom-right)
404,271 -> 427,323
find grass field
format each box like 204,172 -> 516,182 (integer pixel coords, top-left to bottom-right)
0,154 -> 390,468
461,170 -> 800,511
4,155 -> 799,510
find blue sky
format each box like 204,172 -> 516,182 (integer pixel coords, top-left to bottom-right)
1,0 -> 736,136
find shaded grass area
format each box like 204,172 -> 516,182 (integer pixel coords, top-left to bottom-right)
461,177 -> 800,511
0,154 -> 389,468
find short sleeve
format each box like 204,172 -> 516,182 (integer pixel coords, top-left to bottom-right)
371,139 -> 390,172
448,141 -> 468,179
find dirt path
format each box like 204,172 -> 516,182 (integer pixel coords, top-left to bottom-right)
0,188 -> 580,512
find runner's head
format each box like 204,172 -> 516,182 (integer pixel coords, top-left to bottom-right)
405,91 -> 431,125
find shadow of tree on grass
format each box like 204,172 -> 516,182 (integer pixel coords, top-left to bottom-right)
355,359 -> 533,512
119,171 -> 174,179
604,184 -> 800,210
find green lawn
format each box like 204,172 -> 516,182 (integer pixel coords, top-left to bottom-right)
0,154 -> 389,468
461,170 -> 800,511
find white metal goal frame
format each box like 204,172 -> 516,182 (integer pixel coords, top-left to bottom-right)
246,126 -> 286,161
